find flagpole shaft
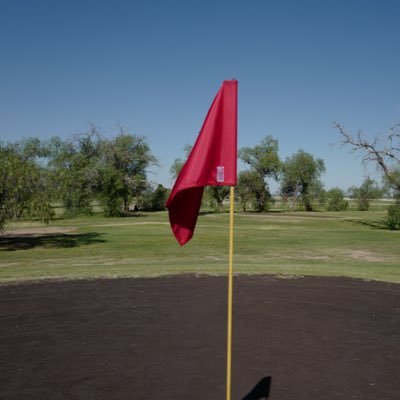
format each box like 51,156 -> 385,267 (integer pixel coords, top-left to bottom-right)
226,186 -> 235,400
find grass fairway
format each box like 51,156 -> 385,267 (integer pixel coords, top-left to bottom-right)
0,210 -> 399,283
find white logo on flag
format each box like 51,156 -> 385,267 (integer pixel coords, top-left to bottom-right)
216,166 -> 225,183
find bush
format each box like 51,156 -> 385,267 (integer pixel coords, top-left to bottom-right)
348,178 -> 384,211
137,184 -> 169,211
357,197 -> 370,211
325,188 -> 348,211
386,205 -> 400,230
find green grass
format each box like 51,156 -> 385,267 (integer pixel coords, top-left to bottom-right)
0,210 -> 399,284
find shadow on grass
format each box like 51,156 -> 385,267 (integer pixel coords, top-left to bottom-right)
346,218 -> 389,230
199,210 -> 222,216
0,232 -> 106,251
49,212 -> 150,222
120,212 -> 151,218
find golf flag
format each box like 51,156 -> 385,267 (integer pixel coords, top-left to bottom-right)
166,80 -> 238,246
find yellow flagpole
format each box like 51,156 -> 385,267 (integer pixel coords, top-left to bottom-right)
226,185 -> 235,400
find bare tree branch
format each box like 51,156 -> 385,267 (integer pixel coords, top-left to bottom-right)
334,121 -> 400,195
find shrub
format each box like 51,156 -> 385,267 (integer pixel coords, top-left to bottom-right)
326,188 -> 348,211
137,184 -> 169,211
386,205 -> 400,230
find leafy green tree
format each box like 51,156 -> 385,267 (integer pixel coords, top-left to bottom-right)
3,138 -> 54,221
99,132 -> 157,215
348,178 -> 384,211
386,205 -> 400,230
169,144 -> 192,179
281,150 -> 325,211
238,170 -> 268,212
98,167 -> 126,217
239,135 -> 281,211
7,137 -> 50,161
48,128 -> 102,216
137,184 -> 169,211
207,186 -> 230,212
316,187 -> 327,209
150,184 -> 169,211
48,126 -> 157,217
325,187 -> 348,211
0,146 -> 53,231
382,169 -> 400,200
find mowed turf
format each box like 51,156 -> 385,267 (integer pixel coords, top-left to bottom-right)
0,210 -> 399,283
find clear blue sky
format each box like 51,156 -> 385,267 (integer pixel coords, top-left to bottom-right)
1,0 -> 399,192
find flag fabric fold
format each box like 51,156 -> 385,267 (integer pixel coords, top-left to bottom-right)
166,80 -> 238,245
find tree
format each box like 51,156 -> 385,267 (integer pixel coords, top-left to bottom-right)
325,188 -> 348,211
169,144 -> 192,179
7,137 -> 50,161
137,184 -> 169,211
207,186 -> 230,212
150,184 -> 169,211
335,122 -> 400,201
281,150 -> 326,211
387,205 -> 400,230
99,130 -> 157,215
239,135 -> 281,211
47,125 -> 157,217
48,127 -> 102,216
0,146 -> 53,231
98,167 -> 126,217
348,178 -> 384,211
238,170 -> 268,212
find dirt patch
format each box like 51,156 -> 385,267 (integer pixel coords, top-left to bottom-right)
275,251 -> 331,261
347,250 -> 390,262
259,226 -> 287,230
301,255 -> 330,260
0,276 -> 399,399
240,214 -> 302,223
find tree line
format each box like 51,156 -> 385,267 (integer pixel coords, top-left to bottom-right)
171,135 -> 393,214
1,123 -> 399,231
0,126 -> 165,231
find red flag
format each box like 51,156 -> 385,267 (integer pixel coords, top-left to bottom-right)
166,80 -> 238,245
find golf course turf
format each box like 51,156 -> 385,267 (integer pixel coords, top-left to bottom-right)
1,275 -> 399,399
